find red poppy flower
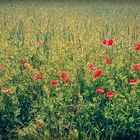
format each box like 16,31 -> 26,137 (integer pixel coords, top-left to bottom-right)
96,88 -> 104,94
106,91 -> 115,98
107,39 -> 113,46
34,72 -> 41,80
105,57 -> 111,65
24,58 -> 27,64
102,39 -> 107,45
135,43 -> 140,51
132,65 -> 140,70
61,71 -> 69,83
130,79 -> 138,85
24,58 -> 30,68
3,89 -> 11,95
0,65 -> 4,71
93,70 -> 102,78
87,62 -> 94,70
51,80 -> 59,86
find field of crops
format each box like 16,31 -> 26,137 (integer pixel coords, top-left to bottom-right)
0,0 -> 140,139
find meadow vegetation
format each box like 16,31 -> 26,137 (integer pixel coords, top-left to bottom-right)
0,0 -> 140,139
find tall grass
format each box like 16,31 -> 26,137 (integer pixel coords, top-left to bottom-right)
0,0 -> 140,139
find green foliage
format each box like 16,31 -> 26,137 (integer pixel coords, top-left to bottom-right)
0,0 -> 140,139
